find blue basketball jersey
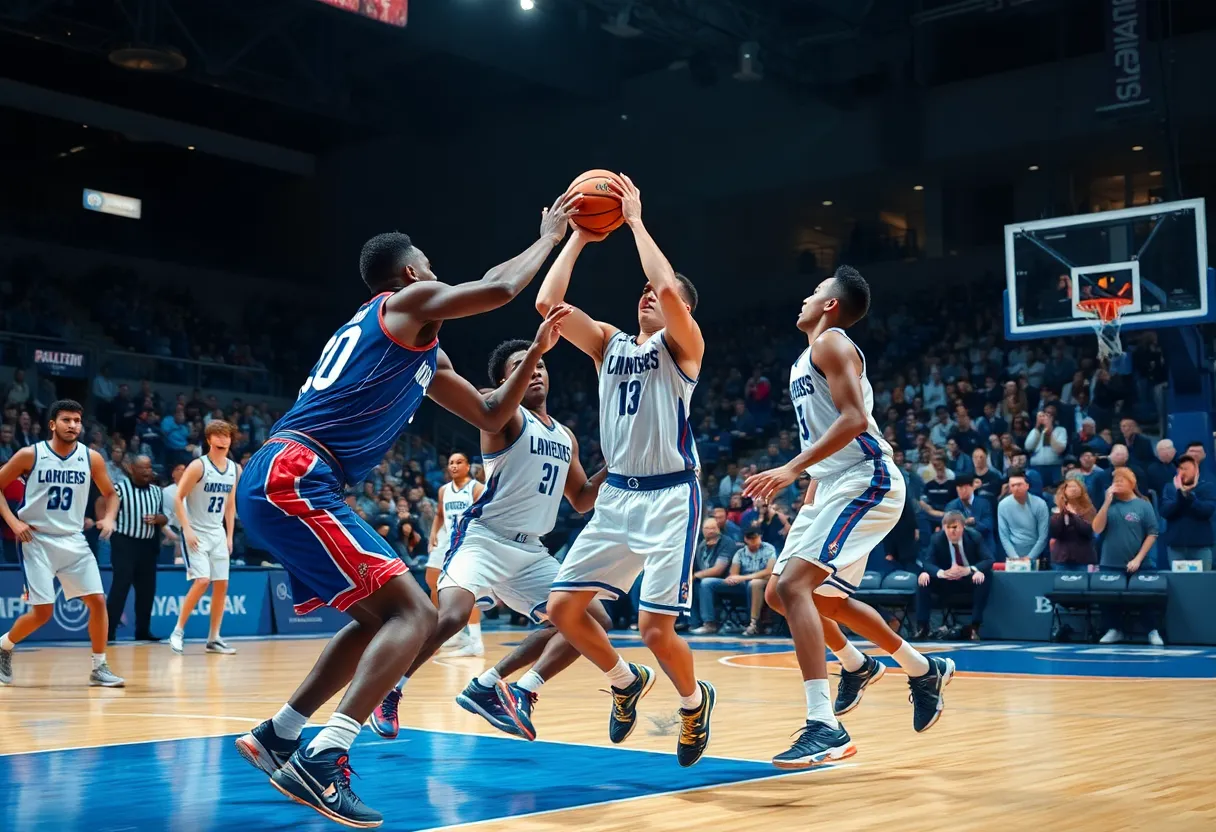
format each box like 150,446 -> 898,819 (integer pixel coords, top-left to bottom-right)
272,292 -> 438,485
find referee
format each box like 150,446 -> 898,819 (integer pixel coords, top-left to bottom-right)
105,455 -> 168,641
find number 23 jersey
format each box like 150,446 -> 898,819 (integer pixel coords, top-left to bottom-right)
597,329 -> 699,478
272,292 -> 439,486
19,441 -> 91,536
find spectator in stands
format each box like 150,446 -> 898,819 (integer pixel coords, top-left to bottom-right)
749,497 -> 790,551
997,468 -> 1049,566
920,453 -> 957,533
946,476 -> 994,550
1160,454 -> 1215,571
92,364 -> 117,426
1074,415 -> 1108,455
0,425 -> 15,465
1093,467 -> 1162,645
1119,418 -> 1155,468
1025,410 -> 1068,487
971,448 -> 1003,511
1184,440 -> 1215,480
1077,449 -> 1111,509
160,406 -> 192,467
1049,479 -> 1096,571
712,506 -> 742,543
949,406 -> 984,456
689,517 -> 735,629
929,407 -> 954,447
915,511 -> 992,640
14,411 -> 35,448
4,369 -> 29,409
692,526 -> 775,637
1144,439 -> 1177,498
976,401 -> 1007,439
1108,444 -> 1145,485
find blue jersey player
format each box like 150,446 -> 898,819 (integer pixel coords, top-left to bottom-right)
234,190 -> 581,829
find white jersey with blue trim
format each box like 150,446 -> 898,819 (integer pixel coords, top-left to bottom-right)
597,329 -> 699,478
184,456 -> 238,534
790,327 -> 892,479
438,479 -> 477,552
18,441 -> 91,536
472,408 -> 573,537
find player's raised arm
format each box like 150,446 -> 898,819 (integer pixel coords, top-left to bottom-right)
535,230 -> 619,365
389,192 -> 581,326
0,447 -> 35,541
612,174 -> 704,370
88,449 -> 119,540
744,332 -> 866,501
427,305 -> 571,432
561,428 -> 607,514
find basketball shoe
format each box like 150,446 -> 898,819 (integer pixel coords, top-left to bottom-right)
456,678 -> 520,736
369,689 -> 401,739
676,680 -> 716,767
494,681 -> 537,740
772,720 -> 856,769
236,720 -> 301,775
907,655 -> 955,732
89,662 -> 124,687
608,663 -> 654,744
0,647 -> 12,685
206,639 -> 237,655
271,747 -> 382,828
834,654 -> 885,715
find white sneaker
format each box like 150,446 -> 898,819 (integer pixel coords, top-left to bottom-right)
443,631 -> 469,650
169,630 -> 184,654
444,640 -> 485,658
206,639 -> 237,655
1099,629 -> 1124,644
1147,630 -> 1164,646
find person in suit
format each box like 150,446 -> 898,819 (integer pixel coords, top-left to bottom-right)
915,511 -> 993,640
945,476 -> 995,551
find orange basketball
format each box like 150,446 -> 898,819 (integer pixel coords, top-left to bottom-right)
567,169 -> 624,235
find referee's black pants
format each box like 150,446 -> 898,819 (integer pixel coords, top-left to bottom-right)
107,534 -> 161,640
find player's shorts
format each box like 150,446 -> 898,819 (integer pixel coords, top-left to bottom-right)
553,470 -> 701,616
437,521 -> 556,624
18,532 -> 103,606
237,436 -> 407,615
425,543 -> 447,571
774,457 -> 905,598
182,530 -> 230,582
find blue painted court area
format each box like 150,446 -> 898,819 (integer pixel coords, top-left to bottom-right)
0,728 -> 802,832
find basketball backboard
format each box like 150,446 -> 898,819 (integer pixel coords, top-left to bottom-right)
1003,197 -> 1211,339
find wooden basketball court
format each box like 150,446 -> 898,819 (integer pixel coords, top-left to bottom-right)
3,632 -> 1214,831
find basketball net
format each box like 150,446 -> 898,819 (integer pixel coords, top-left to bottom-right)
1076,297 -> 1132,360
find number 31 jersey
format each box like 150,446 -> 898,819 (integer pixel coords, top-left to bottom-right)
19,441 -> 91,536
272,291 -> 439,486
473,408 -> 574,537
597,329 -> 699,478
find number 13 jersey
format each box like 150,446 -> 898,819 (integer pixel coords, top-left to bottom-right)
19,441 -> 91,536
272,292 -> 439,486
597,329 -> 698,478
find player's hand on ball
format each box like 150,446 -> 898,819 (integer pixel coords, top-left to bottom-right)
533,303 -> 573,353
10,520 -> 34,542
608,174 -> 642,225
96,517 -> 115,541
540,191 -> 583,245
743,464 -> 798,501
573,226 -> 609,244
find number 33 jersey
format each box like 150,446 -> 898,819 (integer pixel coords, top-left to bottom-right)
272,292 -> 439,485
19,441 -> 91,536
597,329 -> 699,478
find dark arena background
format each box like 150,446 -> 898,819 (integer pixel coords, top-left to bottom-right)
1,1 -> 1215,830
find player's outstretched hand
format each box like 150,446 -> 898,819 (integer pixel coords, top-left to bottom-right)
96,517 -> 115,541
608,174 -> 642,226
743,464 -> 799,502
533,303 -> 573,353
540,192 -> 584,245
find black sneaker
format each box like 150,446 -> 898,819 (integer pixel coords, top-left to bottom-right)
369,688 -> 401,740
834,654 -> 885,716
270,747 -> 383,828
771,720 -> 856,769
495,681 -> 538,741
608,663 -> 655,744
0,647 -> 12,685
455,678 -> 520,737
676,681 -> 715,768
236,719 -> 301,776
907,655 -> 956,733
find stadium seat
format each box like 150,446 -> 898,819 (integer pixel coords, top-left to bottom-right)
852,570 -> 917,636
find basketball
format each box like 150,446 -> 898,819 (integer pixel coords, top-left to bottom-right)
566,169 -> 625,235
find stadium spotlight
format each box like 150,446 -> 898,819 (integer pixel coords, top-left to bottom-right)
1131,145 -> 1144,151
1149,170 -> 1162,177
1028,164 -> 1040,171
913,185 -> 924,191
520,0 -> 535,10
822,200 -> 833,207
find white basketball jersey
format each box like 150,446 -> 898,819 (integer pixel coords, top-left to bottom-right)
597,330 -> 699,477
438,479 -> 477,551
19,441 -> 91,536
474,408 -> 573,537
184,456 -> 237,533
790,328 -> 892,479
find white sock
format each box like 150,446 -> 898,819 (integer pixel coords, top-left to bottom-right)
891,641 -> 931,677
396,675 -> 410,691
172,626 -> 184,637
804,678 -> 838,727
476,668 -> 502,688
271,704 -> 308,741
518,670 -> 546,693
679,685 -> 703,711
306,713 -> 362,755
605,657 -> 636,690
467,621 -> 482,642
834,642 -> 866,673
92,653 -> 106,670
0,633 -> 14,651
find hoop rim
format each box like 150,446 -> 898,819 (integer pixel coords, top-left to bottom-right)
1076,296 -> 1133,324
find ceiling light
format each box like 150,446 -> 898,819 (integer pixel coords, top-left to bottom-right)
814,226 -> 822,231
913,185 -> 924,191
1028,164 -> 1039,171
69,146 -> 85,154
187,145 -> 195,150
822,200 -> 833,206
1131,145 -> 1144,151
1149,170 -> 1162,177
520,0 -> 534,9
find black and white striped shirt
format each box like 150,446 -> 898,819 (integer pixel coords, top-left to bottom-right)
115,479 -> 165,540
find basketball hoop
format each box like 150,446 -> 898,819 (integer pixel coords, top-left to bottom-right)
1076,296 -> 1133,360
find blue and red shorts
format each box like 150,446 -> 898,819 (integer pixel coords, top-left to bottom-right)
237,438 -> 406,615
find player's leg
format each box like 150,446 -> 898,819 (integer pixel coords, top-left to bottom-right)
2,540 -> 57,682
427,560 -> 469,651
0,604 -> 52,685
746,578 -> 766,634
173,577 -> 210,652
208,581 -> 229,644
206,547 -> 234,653
54,536 -> 124,686
81,593 -> 123,686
